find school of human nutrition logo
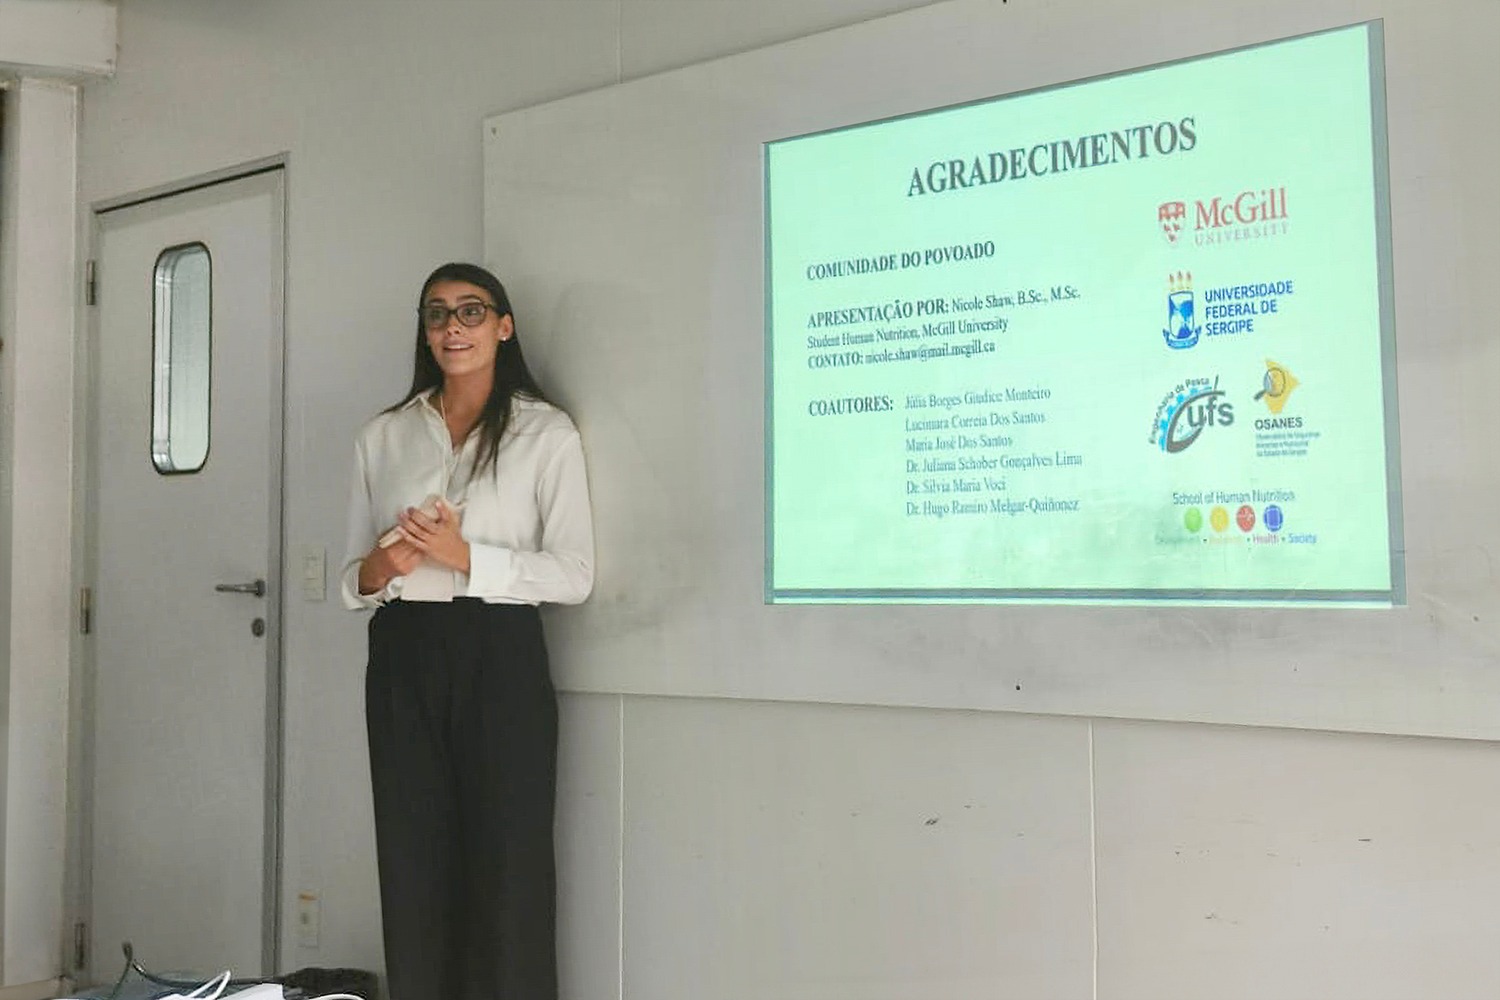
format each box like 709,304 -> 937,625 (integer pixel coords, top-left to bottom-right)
1235,504 -> 1256,532
1157,185 -> 1290,247
1150,375 -> 1234,454
1209,505 -> 1230,532
1253,359 -> 1299,414
1181,502 -> 1287,535
1162,272 -> 1202,350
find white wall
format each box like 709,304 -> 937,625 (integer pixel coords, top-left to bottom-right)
0,78 -> 79,988
73,2 -> 1500,999
0,9 -> 113,987
0,0 -> 115,78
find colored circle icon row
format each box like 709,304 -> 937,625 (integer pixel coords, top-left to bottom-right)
1184,503 -> 1284,533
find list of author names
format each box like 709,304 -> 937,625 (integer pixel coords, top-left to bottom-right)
901,386 -> 1083,520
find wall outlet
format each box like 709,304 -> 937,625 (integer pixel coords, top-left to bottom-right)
296,891 -> 321,949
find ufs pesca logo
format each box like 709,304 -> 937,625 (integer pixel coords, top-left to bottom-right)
1158,186 -> 1289,247
1150,375 -> 1234,453
1162,272 -> 1202,350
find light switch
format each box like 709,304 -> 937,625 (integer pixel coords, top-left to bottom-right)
299,545 -> 325,602
296,890 -> 321,949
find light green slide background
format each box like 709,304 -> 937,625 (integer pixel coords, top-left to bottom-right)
766,24 -> 1398,603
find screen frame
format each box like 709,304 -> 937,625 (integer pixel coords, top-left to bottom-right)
762,19 -> 1404,608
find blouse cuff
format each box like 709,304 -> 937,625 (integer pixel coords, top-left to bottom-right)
465,542 -> 517,598
340,558 -> 398,610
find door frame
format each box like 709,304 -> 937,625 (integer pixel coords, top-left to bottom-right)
67,155 -> 289,981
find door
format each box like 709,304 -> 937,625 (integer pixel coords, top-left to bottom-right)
86,168 -> 284,982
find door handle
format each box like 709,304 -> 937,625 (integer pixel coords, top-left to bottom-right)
215,579 -> 267,597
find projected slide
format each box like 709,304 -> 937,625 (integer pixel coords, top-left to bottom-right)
765,23 -> 1401,605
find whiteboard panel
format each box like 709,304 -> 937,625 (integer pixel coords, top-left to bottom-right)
485,0 -> 1500,739
622,699 -> 1094,999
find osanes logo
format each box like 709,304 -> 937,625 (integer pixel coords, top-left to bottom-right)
1253,359 -> 1299,415
1158,186 -> 1290,247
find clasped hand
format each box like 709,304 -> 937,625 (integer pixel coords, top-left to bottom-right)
358,499 -> 469,595
394,499 -> 470,574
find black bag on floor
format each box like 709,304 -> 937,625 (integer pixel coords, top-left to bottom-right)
273,967 -> 379,999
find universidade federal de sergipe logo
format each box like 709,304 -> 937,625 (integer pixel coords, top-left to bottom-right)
1162,272 -> 1201,350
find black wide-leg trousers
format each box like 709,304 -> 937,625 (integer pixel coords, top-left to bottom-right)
366,599 -> 558,1000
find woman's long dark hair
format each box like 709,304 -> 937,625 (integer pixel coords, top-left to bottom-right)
387,261 -> 549,477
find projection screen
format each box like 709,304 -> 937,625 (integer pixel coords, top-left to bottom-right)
765,22 -> 1400,607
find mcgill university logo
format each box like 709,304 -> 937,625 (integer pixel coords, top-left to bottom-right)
1159,201 -> 1186,245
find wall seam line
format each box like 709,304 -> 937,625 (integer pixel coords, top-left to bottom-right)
1089,720 -> 1099,1000
616,694 -> 625,1000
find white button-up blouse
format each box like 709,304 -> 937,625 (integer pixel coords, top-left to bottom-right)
341,389 -> 595,609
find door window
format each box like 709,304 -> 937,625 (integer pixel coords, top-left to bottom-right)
151,243 -> 211,473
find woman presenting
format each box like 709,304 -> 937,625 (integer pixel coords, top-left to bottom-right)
342,262 -> 594,1000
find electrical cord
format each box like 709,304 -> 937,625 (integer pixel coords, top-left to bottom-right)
174,970 -> 231,998
112,942 -> 267,993
88,943 -> 371,1000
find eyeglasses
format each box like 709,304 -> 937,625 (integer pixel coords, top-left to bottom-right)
420,302 -> 502,329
